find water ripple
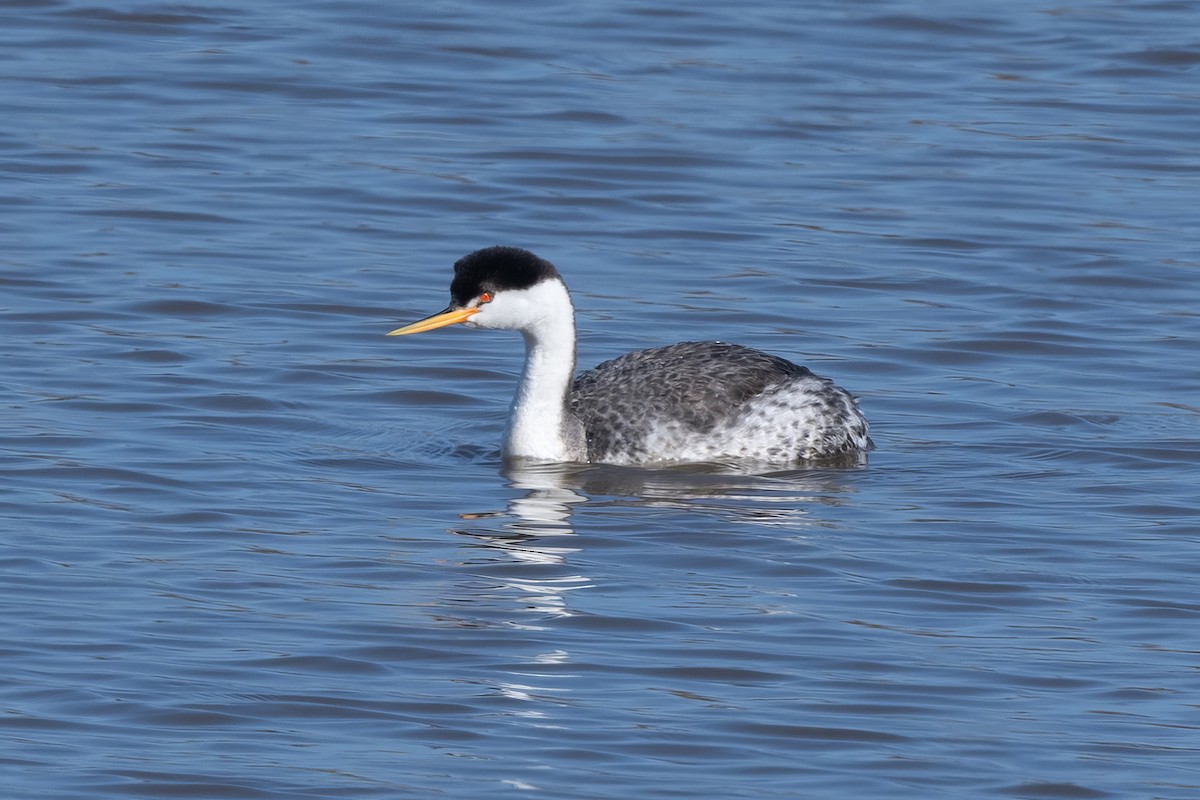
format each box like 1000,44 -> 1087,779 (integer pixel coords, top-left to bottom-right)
2,0 -> 1198,798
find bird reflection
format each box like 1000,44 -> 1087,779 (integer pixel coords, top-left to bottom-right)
434,460 -> 864,740
443,459 -> 863,626
447,462 -> 593,624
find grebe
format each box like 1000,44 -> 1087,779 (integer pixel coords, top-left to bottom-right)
388,246 -> 871,465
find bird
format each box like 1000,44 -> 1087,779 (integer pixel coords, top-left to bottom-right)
387,246 -> 871,465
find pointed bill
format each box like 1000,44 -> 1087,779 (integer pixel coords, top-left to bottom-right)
387,306 -> 479,336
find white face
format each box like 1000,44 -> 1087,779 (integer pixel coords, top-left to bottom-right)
462,280 -> 571,332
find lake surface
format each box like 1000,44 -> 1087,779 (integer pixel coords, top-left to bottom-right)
2,1 -> 1199,797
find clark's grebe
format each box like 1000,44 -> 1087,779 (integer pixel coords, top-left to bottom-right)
388,246 -> 871,465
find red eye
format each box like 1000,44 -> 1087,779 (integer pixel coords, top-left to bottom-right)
479,292 -> 493,304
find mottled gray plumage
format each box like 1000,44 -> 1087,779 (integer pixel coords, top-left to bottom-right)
571,341 -> 871,464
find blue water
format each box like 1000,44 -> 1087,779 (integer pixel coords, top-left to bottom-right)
2,1 -> 1199,798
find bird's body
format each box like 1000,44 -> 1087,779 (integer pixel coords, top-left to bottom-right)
388,247 -> 871,466
572,341 -> 868,464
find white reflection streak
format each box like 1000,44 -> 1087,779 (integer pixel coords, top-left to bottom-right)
462,464 -> 593,622
466,466 -> 589,742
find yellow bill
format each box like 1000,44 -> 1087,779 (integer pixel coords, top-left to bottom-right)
387,306 -> 479,336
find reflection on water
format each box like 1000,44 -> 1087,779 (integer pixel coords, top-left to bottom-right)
442,463 -> 590,625
434,459 -> 871,757
439,460 -> 865,627
571,460 -> 866,527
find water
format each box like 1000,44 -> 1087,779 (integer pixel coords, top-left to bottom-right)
2,1 -> 1198,797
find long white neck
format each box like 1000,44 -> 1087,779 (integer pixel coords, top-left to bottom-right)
498,281 -> 583,461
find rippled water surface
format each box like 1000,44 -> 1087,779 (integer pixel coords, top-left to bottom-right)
3,1 -> 1199,798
